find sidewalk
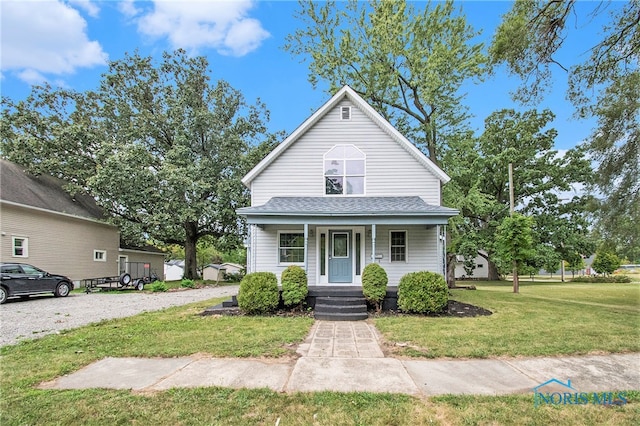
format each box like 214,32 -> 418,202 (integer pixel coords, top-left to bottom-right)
40,321 -> 640,396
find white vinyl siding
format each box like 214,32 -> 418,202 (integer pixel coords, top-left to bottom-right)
250,99 -> 440,205
365,226 -> 439,284
253,225 -> 316,283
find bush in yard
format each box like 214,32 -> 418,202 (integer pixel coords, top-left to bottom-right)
180,279 -> 195,288
397,271 -> 448,314
281,265 -> 308,309
237,272 -> 279,315
571,275 -> 631,283
151,281 -> 168,292
362,263 -> 388,312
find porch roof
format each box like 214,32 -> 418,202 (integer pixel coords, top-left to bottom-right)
237,196 -> 458,225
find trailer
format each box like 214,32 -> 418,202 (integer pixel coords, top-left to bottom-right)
83,262 -> 159,293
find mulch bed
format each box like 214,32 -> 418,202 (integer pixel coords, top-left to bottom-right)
203,300 -> 491,318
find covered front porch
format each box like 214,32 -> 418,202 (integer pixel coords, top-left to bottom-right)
237,196 -> 459,289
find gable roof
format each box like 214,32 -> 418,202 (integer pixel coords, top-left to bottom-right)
0,159 -> 106,222
242,85 -> 450,186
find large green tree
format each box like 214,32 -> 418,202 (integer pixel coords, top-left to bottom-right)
490,0 -> 639,260
444,109 -> 594,281
1,50 -> 276,279
285,0 -> 486,165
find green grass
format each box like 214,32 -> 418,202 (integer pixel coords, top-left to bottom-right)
375,281 -> 640,358
1,288 -> 639,425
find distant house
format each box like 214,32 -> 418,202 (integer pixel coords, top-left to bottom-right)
236,86 -> 458,288
202,262 -> 244,282
454,252 -> 489,280
0,160 -> 164,283
164,260 -> 184,281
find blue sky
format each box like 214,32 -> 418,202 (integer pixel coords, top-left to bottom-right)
0,1 -> 613,151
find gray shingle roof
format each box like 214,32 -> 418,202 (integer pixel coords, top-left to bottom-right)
0,159 -> 106,220
237,196 -> 458,217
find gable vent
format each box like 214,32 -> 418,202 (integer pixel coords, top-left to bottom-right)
340,106 -> 351,120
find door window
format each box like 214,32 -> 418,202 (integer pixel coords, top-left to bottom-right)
332,232 -> 349,258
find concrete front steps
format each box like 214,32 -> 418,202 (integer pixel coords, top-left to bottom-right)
313,296 -> 368,321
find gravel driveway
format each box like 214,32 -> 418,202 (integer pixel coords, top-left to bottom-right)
0,285 -> 238,347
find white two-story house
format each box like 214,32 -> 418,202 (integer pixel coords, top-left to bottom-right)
237,86 -> 457,291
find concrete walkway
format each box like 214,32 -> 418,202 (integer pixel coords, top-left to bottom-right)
40,321 -> 640,396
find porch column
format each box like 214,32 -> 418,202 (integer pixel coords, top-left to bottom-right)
303,223 -> 309,273
440,225 -> 447,276
371,223 -> 377,264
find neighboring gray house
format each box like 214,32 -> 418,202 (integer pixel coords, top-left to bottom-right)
237,86 -> 458,288
0,160 -> 164,283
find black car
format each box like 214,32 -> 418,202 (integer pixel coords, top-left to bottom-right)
0,263 -> 74,304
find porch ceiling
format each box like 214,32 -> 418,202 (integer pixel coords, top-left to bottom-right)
237,196 -> 458,225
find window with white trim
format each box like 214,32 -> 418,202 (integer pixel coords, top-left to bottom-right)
94,250 -> 107,262
12,237 -> 28,257
390,231 -> 407,262
324,144 -> 365,195
278,232 -> 305,264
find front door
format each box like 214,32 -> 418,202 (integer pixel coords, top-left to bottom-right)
329,230 -> 352,283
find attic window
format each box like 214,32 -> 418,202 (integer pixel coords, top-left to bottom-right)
340,106 -> 351,120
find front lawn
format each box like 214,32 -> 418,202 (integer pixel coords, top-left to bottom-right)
375,281 -> 640,358
1,287 -> 638,425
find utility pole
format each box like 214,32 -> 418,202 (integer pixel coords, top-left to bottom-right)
509,163 -> 518,293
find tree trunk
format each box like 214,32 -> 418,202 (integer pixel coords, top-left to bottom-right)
183,222 -> 200,280
478,252 -> 501,280
446,253 -> 456,288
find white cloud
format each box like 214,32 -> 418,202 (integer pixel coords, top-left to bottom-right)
68,0 -> 100,18
118,0 -> 140,19
137,0 -> 270,56
0,0 -> 107,83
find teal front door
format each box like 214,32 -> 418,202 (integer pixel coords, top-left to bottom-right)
329,230 -> 352,283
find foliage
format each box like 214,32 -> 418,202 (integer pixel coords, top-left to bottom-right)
150,281 -> 168,292
444,109 -> 594,281
489,1 -> 639,258
495,213 -> 535,275
280,265 -> 308,309
397,271 -> 448,314
0,49 -> 278,279
592,250 -> 621,277
223,271 -> 244,283
180,279 -> 196,289
237,272 -> 280,315
361,263 -> 388,311
285,0 -> 486,165
571,275 -> 631,284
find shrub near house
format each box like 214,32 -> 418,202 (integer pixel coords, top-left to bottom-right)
398,271 -> 448,314
362,263 -> 388,312
237,272 -> 279,315
281,265 -> 308,309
